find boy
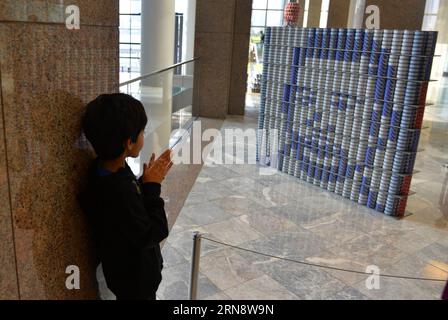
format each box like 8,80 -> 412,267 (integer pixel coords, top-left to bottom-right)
78,93 -> 173,300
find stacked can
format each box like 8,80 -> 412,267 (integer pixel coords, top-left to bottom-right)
363,30 -> 393,207
296,29 -> 313,178
313,73 -> 328,185
382,31 -> 416,216
333,72 -> 350,195
291,87 -> 302,177
286,48 -> 301,175
305,30 -> 324,182
321,37 -> 337,195
384,31 -> 426,215
299,92 -> 311,180
342,29 -> 356,73
353,30 -> 379,203
376,31 -> 413,210
334,29 -> 347,72
325,67 -> 343,192
319,28 -> 331,70
345,30 -> 372,200
317,92 -> 332,188
339,97 -> 356,198
326,29 -> 338,72
351,90 -> 374,204
257,27 -> 437,217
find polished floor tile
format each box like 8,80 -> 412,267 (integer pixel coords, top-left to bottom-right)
158,88 -> 448,300
223,275 -> 299,300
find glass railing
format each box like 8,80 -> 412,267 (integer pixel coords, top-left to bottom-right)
119,58 -> 198,176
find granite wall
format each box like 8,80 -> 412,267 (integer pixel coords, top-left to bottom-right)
0,0 -> 119,300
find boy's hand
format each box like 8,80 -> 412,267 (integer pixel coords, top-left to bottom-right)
142,149 -> 173,184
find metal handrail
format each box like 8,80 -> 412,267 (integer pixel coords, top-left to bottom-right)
119,57 -> 199,87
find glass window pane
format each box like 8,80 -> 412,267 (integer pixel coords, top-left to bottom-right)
322,0 -> 330,11
304,0 -> 310,11
120,58 -> 131,72
120,15 -> 131,28
253,0 -> 268,10
120,0 -> 131,14
130,29 -> 141,43
250,27 -> 265,64
130,44 -> 141,59
251,27 -> 265,37
130,59 -> 140,73
252,10 -> 267,26
130,15 -> 141,29
267,0 -> 285,10
266,10 -> 283,26
120,44 -> 130,56
130,0 -> 141,14
120,29 -> 131,43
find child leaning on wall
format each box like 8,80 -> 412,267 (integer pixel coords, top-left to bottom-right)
78,93 -> 173,300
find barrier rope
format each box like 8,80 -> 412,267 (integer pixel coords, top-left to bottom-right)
201,236 -> 448,283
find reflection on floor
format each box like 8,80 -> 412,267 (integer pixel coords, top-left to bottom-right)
158,84 -> 448,300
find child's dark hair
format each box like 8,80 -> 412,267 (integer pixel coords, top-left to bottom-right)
82,93 -> 147,160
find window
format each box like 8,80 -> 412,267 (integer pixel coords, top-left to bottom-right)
320,0 -> 330,28
251,0 -> 287,27
422,0 -> 440,31
249,0 -> 287,91
119,0 -> 142,74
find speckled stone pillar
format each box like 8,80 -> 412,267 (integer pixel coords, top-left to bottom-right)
0,0 -> 119,300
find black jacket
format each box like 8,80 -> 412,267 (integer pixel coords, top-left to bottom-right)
78,159 -> 169,299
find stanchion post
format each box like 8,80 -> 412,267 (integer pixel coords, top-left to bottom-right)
189,231 -> 202,300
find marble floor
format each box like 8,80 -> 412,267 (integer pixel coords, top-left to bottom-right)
157,80 -> 448,300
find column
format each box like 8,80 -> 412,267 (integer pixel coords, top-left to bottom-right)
141,0 -> 175,77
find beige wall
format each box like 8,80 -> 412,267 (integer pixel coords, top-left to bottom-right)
0,0 -> 119,299
364,0 -> 426,30
328,0 -> 352,28
328,0 -> 427,30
